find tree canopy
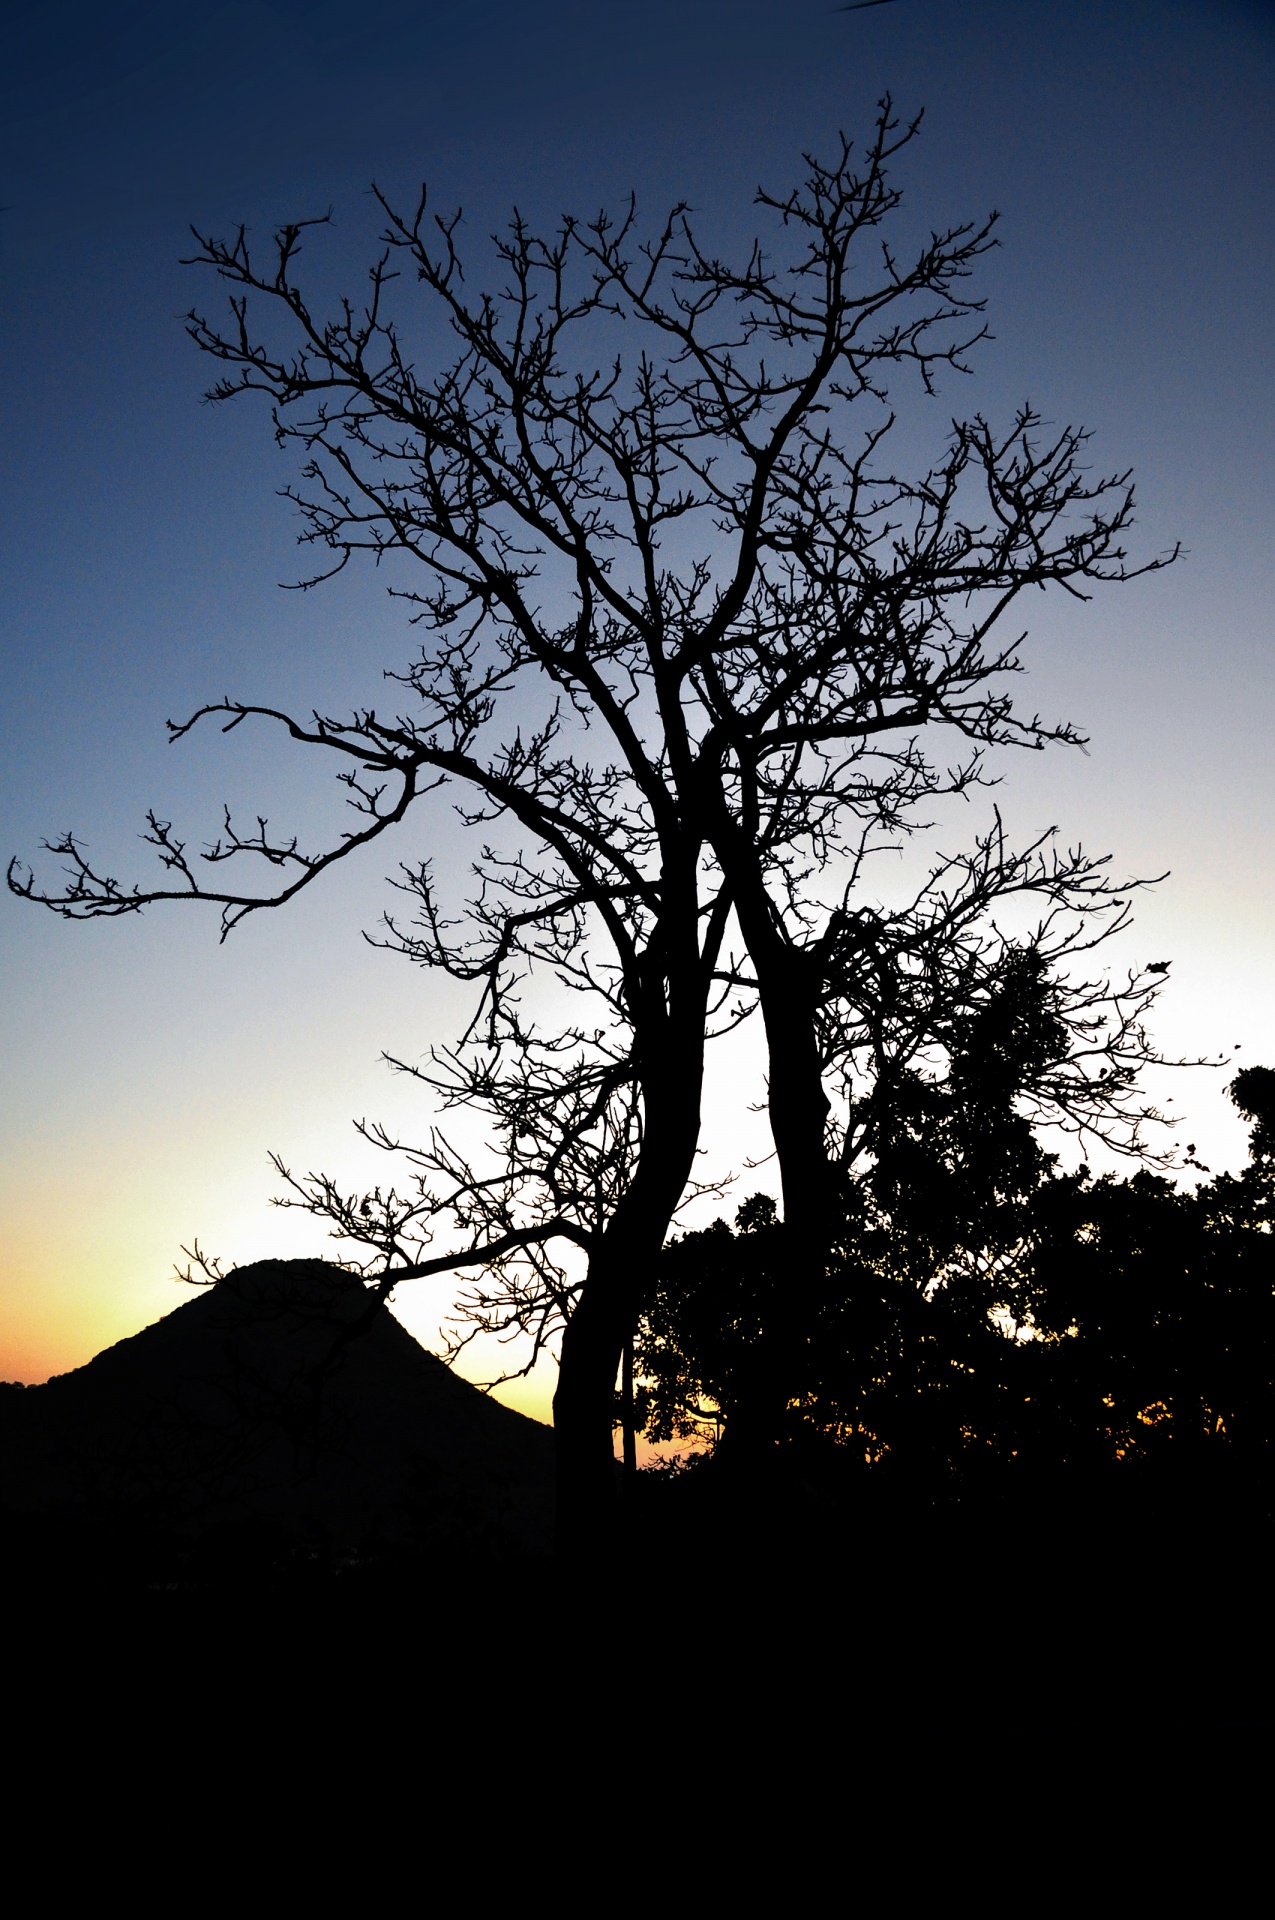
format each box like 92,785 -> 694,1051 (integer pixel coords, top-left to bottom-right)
636,1060 -> 1273,1525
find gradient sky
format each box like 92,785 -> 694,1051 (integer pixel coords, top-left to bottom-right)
2,0 -> 1273,1419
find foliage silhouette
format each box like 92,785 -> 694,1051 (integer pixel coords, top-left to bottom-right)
637,1018 -> 1272,1515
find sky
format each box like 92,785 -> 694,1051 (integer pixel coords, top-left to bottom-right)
2,0 -> 1273,1418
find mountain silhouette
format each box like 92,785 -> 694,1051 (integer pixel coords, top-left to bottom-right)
0,1260 -> 554,1570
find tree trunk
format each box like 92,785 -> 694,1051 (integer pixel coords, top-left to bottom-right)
621,1338 -> 637,1477
727,872 -> 839,1245
756,953 -> 836,1238
552,1050 -> 705,1556
699,780 -> 840,1245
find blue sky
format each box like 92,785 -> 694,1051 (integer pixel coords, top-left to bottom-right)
2,0 -> 1272,1408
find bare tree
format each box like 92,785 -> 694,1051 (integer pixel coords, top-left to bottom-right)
12,100 -> 1174,1544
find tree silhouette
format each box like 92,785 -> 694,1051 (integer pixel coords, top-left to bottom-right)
638,1038 -> 1273,1515
1228,1065 -> 1275,1168
638,943 -> 1077,1463
11,102 -> 1175,1547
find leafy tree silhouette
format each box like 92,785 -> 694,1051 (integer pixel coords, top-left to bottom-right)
638,944 -> 1067,1463
637,987 -> 1272,1518
1229,1065 -> 1275,1168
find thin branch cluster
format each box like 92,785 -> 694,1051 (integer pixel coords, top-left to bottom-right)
12,104 -> 1182,1369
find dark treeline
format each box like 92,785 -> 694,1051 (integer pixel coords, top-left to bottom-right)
632,1014 -> 1274,1524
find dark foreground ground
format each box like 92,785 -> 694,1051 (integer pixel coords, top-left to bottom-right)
5,1447 -> 1267,1852
2,1261 -> 1267,1685
3,1451 -> 1266,1611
